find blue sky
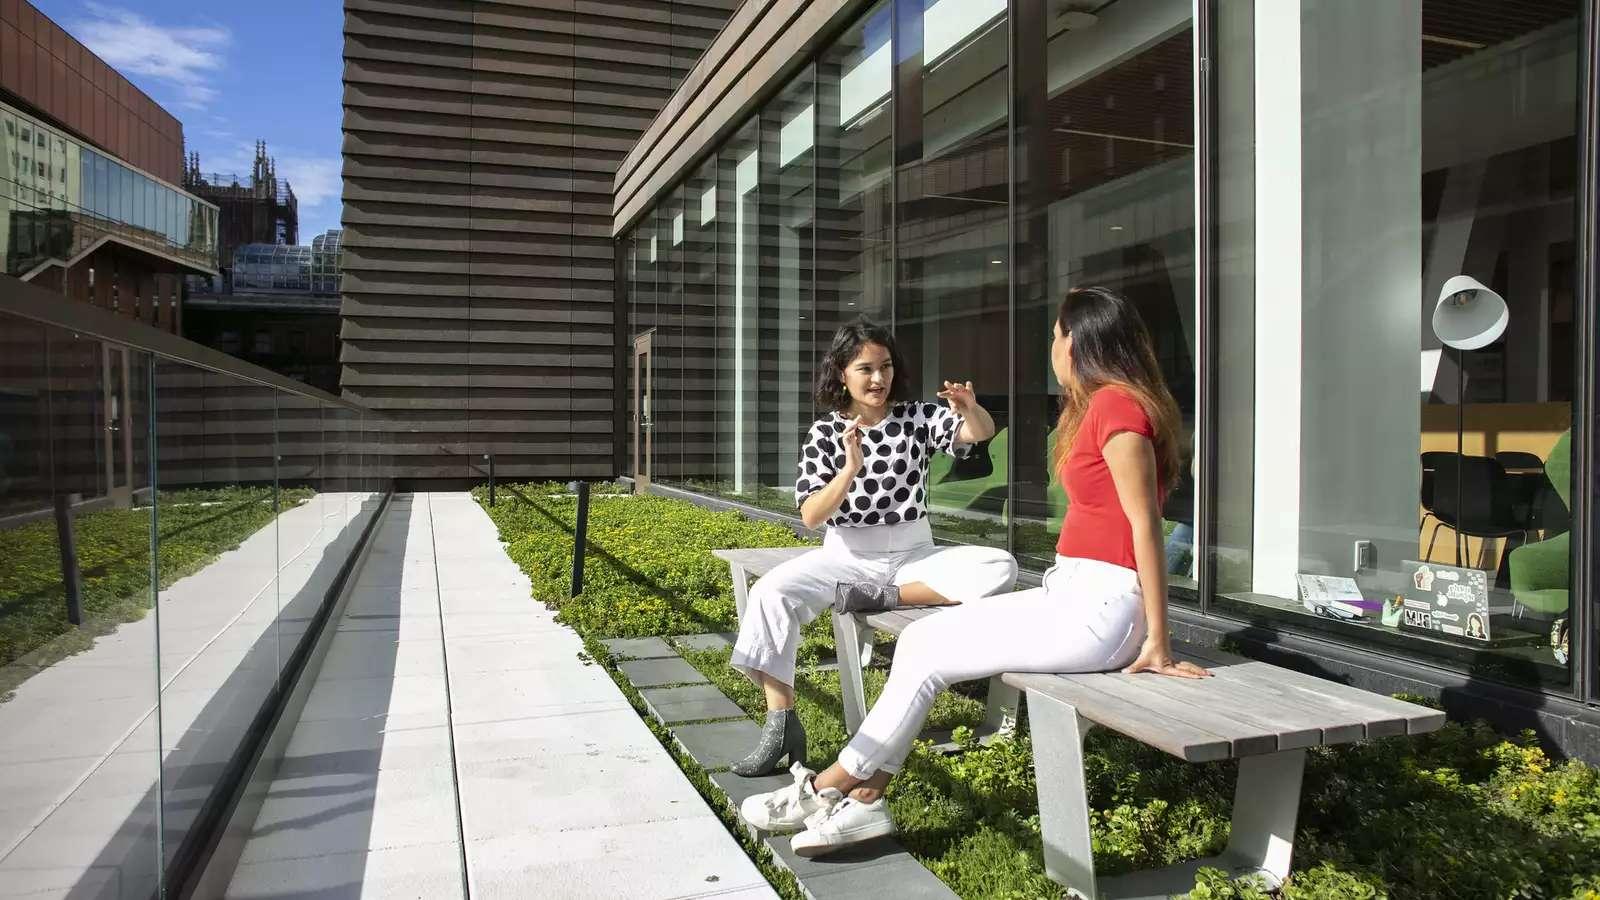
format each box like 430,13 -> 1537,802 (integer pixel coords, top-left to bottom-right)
30,0 -> 345,240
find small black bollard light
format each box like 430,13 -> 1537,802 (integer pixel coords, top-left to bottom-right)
484,453 -> 496,507
53,494 -> 83,626
569,479 -> 591,597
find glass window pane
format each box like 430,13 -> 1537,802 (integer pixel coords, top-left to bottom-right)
901,0 -> 1009,551
718,120 -> 760,497
1214,0 -> 1581,692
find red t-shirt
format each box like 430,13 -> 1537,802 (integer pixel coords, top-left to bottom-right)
1055,388 -> 1159,570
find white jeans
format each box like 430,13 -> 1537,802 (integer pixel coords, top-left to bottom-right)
730,519 -> 1018,689
836,555 -> 1147,779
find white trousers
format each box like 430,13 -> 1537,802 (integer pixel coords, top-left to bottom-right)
837,555 -> 1147,779
730,519 -> 1018,689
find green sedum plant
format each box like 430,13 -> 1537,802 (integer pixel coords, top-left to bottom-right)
478,484 -> 1600,900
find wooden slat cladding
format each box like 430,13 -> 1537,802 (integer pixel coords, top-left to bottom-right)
340,0 -> 735,482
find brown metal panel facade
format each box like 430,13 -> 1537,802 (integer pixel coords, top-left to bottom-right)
0,1 -> 184,182
340,0 -> 735,483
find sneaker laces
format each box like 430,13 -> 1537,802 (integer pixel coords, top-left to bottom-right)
803,796 -> 855,831
764,767 -> 813,814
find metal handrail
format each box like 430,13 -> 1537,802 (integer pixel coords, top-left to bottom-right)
0,273 -> 368,413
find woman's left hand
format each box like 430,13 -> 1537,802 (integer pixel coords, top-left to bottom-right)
1123,641 -> 1211,678
937,380 -> 977,414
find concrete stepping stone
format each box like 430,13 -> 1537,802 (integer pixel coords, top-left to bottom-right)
671,720 -> 765,770
603,636 -> 676,660
673,632 -> 736,653
709,772 -> 957,899
619,657 -> 707,688
639,684 -> 746,724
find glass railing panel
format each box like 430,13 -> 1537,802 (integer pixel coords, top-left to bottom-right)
154,364 -> 283,870
0,316 -> 162,898
273,395 -> 330,670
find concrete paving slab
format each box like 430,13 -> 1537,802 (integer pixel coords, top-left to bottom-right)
451,706 -> 652,766
603,636 -> 676,660
674,632 -> 737,653
640,685 -> 747,724
226,841 -> 466,900
466,819 -> 774,900
239,765 -> 461,863
441,633 -> 586,673
297,673 -> 450,725
620,656 -> 708,687
231,494 -> 777,900
276,720 -> 453,777
456,750 -> 705,839
448,666 -> 624,724
672,720 -> 765,771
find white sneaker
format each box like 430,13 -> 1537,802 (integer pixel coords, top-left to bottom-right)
739,762 -> 843,833
790,795 -> 896,857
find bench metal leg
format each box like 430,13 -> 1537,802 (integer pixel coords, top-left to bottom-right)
1220,748 -> 1305,887
1027,688 -> 1100,899
981,676 -> 1021,738
833,611 -> 872,735
1029,686 -> 1306,899
730,563 -> 750,621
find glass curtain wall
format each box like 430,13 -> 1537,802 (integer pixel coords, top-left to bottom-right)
616,0 -> 1592,698
1012,0 -> 1199,577
899,0 -> 1012,551
1214,0 -> 1585,692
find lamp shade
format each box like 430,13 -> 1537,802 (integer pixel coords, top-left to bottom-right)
1433,275 -> 1508,350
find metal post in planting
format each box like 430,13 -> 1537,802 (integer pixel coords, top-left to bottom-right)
53,494 -> 83,626
570,480 -> 591,597
484,453 -> 496,506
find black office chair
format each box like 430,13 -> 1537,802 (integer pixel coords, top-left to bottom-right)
1424,454 -> 1530,583
1419,451 -> 1454,535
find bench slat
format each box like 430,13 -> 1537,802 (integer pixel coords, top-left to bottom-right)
1055,669 -> 1285,757
1006,672 -> 1235,762
1203,664 -> 1402,742
711,547 -> 812,576
1220,662 -> 1445,736
1138,673 -> 1328,749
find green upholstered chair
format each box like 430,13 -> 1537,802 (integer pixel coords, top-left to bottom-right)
1508,430 -> 1572,618
928,427 -> 1010,514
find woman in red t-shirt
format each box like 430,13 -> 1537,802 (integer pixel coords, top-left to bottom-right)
740,286 -> 1210,856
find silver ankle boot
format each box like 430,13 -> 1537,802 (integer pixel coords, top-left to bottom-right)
832,581 -> 900,614
731,708 -> 807,777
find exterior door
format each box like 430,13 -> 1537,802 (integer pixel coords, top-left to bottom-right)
102,344 -> 133,506
632,332 -> 653,493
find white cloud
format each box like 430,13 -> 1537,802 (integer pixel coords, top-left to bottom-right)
72,4 -> 230,109
275,155 -> 341,209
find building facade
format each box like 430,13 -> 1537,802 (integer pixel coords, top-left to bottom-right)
184,230 -> 346,394
0,0 -> 218,334
338,0 -> 738,483
183,142 -> 300,294
613,0 -> 1600,759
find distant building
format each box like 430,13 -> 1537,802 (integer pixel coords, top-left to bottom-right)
183,142 -> 298,293
183,229 -> 344,394
1,0 -> 219,333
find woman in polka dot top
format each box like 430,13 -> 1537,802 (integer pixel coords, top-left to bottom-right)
726,319 -> 1019,777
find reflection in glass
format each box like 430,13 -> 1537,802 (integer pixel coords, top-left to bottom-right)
1214,0 -> 1581,692
683,160 -> 719,484
757,66 -> 818,501
0,323 -> 161,897
718,120 -> 761,498
900,0 -> 1010,551
157,368 -> 281,868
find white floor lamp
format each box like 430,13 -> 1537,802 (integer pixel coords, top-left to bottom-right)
1431,275 -> 1509,565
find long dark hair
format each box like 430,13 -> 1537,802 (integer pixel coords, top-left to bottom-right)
1051,286 -> 1181,495
815,318 -> 911,413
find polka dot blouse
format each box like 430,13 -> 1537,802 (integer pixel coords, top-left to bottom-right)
794,402 -> 972,528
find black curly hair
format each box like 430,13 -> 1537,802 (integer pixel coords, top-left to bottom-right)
814,317 -> 912,413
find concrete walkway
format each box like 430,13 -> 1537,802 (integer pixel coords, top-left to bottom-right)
227,493 -> 775,899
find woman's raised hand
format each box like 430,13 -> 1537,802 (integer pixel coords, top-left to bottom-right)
842,416 -> 865,473
936,380 -> 977,414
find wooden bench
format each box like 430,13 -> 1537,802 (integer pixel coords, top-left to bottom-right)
713,548 -> 1447,899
